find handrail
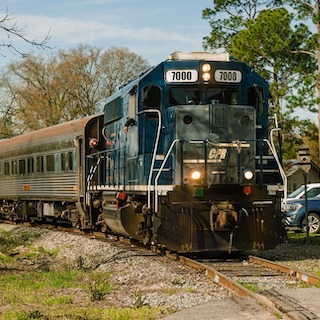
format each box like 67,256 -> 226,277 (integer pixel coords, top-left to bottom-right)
264,132 -> 287,200
154,139 -> 179,213
136,109 -> 162,209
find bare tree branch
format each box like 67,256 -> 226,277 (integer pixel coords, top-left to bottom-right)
0,7 -> 51,57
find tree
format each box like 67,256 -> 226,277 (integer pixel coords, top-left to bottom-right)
0,46 -> 150,132
0,8 -> 50,57
228,8 -> 316,119
278,0 -> 320,158
202,0 -> 277,50
202,2 -> 319,162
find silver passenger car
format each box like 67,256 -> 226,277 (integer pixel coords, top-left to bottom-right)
0,114 -> 103,223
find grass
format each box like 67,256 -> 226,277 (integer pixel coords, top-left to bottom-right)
286,231 -> 320,244
0,227 -> 172,320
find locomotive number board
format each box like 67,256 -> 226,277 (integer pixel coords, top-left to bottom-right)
165,69 -> 242,83
165,70 -> 198,83
214,70 -> 242,83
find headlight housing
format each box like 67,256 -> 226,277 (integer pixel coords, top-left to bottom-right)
201,63 -> 211,82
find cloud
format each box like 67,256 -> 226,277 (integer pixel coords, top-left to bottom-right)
15,14 -> 200,46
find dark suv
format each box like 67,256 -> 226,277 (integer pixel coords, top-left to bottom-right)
282,196 -> 320,234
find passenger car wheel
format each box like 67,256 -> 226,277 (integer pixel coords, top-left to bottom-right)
302,213 -> 320,234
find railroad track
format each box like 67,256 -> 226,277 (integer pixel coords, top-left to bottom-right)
174,255 -> 320,320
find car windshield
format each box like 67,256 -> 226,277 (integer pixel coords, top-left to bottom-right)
288,186 -> 305,198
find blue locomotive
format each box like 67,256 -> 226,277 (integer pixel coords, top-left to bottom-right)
87,52 -> 286,252
0,52 -> 286,253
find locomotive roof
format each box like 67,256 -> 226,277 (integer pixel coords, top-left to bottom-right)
0,114 -> 103,151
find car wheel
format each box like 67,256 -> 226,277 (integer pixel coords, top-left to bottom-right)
302,213 -> 320,234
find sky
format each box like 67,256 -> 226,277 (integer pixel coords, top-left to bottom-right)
1,0 -> 213,67
1,0 -> 317,124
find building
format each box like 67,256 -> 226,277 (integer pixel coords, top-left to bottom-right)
285,160 -> 320,194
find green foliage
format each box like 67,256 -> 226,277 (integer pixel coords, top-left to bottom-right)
287,231 -> 320,245
229,8 -> 316,109
280,116 -> 319,164
202,0 -> 277,50
0,228 -> 42,254
237,282 -> 260,292
88,272 -> 112,302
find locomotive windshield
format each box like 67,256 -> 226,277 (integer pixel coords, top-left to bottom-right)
168,87 -> 238,106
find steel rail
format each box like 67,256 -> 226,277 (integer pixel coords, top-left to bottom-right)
176,255 -> 288,319
248,255 -> 320,286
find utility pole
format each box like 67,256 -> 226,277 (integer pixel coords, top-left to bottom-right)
298,145 -> 311,244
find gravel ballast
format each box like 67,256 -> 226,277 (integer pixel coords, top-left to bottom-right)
0,223 -> 231,311
1,223 -> 320,316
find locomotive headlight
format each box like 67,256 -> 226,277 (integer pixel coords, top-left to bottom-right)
201,63 -> 211,82
243,170 -> 254,181
202,72 -> 211,82
190,170 -> 201,180
201,63 -> 211,72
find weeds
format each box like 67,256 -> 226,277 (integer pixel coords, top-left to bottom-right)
133,290 -> 149,308
88,272 -> 112,301
0,226 -> 173,320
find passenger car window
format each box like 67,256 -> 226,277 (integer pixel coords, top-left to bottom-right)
68,152 -> 73,171
19,159 -> 26,175
36,157 -> 44,173
61,153 -> 66,171
28,158 -> 34,174
11,161 -> 17,175
4,162 -> 10,176
46,155 -> 55,172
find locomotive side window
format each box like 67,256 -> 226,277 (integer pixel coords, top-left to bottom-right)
247,86 -> 263,117
142,85 -> 161,111
104,97 -> 123,124
46,155 -> 55,172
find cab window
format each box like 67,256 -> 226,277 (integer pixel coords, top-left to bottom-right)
247,86 -> 263,117
142,85 -> 161,110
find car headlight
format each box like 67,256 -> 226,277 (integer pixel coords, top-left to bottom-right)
288,214 -> 297,221
286,203 -> 303,213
